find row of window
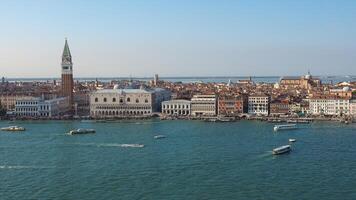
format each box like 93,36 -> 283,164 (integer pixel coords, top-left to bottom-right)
93,110 -> 151,116
16,101 -> 38,105
16,112 -> 51,116
95,106 -> 151,110
94,97 -> 149,103
16,108 -> 38,112
162,104 -> 190,109
163,110 -> 190,115
191,102 -> 215,105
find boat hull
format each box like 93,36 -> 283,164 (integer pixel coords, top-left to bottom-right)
272,145 -> 291,155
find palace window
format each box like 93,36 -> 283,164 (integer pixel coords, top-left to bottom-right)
113,98 -> 116,102
127,97 -> 130,102
136,99 -> 139,103
104,98 -> 107,102
95,98 -> 98,102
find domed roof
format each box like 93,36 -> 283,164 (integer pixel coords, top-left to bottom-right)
342,86 -> 350,92
113,84 -> 120,89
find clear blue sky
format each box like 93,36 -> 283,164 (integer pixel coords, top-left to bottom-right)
0,0 -> 355,78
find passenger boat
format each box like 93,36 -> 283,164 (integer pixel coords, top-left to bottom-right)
68,129 -> 96,135
1,126 -> 26,131
273,124 -> 297,131
154,135 -> 166,139
289,138 -> 296,143
272,145 -> 291,155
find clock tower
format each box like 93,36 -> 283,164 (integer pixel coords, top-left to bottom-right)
61,38 -> 74,107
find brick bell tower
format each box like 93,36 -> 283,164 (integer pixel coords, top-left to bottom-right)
61,38 -> 74,107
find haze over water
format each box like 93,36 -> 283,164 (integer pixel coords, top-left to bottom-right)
1,120 -> 355,199
6,75 -> 356,84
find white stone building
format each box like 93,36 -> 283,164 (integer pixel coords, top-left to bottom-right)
90,86 -> 170,117
38,97 -> 71,117
350,99 -> 356,116
162,100 -> 191,116
309,97 -> 350,116
191,94 -> 217,116
248,94 -> 270,116
15,97 -> 70,117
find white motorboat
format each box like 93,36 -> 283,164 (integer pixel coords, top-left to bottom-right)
154,135 -> 166,139
272,145 -> 291,155
68,129 -> 96,135
1,126 -> 26,131
274,124 -> 297,131
289,138 -> 296,143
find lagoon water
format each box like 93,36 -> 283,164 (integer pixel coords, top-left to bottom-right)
1,120 -> 356,199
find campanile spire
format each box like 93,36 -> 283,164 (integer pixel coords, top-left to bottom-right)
61,38 -> 74,107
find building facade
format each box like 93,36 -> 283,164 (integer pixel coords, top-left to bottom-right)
15,97 -> 70,117
0,94 -> 28,110
191,94 -> 217,116
162,99 -> 191,116
61,39 -> 74,106
309,97 -> 350,116
218,95 -> 247,116
248,94 -> 270,116
280,73 -> 321,89
350,99 -> 356,116
90,86 -> 170,117
270,100 -> 290,116
329,87 -> 353,98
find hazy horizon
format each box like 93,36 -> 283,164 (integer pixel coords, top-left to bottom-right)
1,0 -> 356,78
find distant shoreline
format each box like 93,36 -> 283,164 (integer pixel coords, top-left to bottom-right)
3,75 -> 355,83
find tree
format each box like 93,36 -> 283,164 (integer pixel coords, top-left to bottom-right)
0,104 -> 6,116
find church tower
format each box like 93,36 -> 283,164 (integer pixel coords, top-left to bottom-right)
61,38 -> 74,106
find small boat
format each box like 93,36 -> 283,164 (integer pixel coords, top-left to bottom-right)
1,126 -> 26,131
289,138 -> 296,143
272,145 -> 291,155
274,124 -> 297,131
68,129 -> 96,135
154,135 -> 166,139
297,120 -> 310,124
287,120 -> 297,123
121,144 -> 144,148
204,118 -> 217,122
217,117 -> 234,122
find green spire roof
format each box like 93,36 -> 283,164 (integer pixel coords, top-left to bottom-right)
62,38 -> 71,57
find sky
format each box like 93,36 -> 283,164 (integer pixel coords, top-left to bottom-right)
0,0 -> 355,78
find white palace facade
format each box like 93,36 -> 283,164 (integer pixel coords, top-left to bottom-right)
90,86 -> 170,117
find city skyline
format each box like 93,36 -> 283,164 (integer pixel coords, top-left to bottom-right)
1,0 -> 356,78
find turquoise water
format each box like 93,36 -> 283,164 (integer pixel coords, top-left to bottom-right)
0,120 -> 356,199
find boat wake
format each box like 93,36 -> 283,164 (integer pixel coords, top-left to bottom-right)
0,165 -> 58,169
256,151 -> 273,159
119,144 -> 145,148
98,143 -> 145,148
74,143 -> 144,148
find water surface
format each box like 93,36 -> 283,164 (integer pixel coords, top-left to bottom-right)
0,120 -> 355,199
